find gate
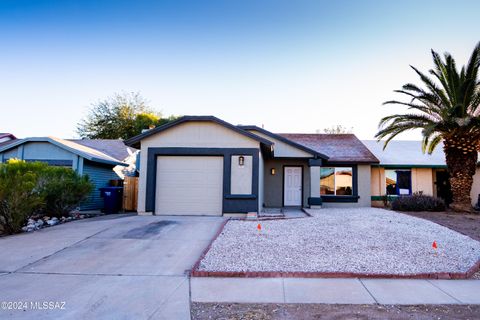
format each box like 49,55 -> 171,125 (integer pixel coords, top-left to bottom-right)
123,176 -> 138,211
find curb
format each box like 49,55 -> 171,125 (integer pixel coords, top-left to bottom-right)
190,218 -> 230,275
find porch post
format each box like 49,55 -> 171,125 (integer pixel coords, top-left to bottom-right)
309,165 -> 321,208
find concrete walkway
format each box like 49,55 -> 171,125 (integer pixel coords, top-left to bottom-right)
191,277 -> 480,305
0,214 -> 225,320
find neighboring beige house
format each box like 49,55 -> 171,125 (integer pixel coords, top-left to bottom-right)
125,116 -> 379,216
363,140 -> 480,207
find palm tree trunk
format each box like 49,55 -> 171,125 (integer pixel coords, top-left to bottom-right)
443,138 -> 478,212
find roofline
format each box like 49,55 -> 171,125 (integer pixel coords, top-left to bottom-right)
124,116 -> 274,148
238,125 -> 329,160
372,164 -> 447,169
0,137 -> 127,167
326,160 -> 380,165
0,133 -> 16,140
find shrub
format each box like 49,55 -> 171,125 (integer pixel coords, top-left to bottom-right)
0,160 -> 45,234
0,160 -> 94,234
391,193 -> 446,212
38,167 -> 93,218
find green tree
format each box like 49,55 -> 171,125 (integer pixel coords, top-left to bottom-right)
376,42 -> 480,212
77,92 -> 176,139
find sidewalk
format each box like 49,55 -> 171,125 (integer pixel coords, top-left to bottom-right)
191,277 -> 480,305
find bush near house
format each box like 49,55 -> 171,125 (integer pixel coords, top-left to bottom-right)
391,193 -> 446,212
0,160 -> 93,234
0,160 -> 44,234
38,166 -> 93,218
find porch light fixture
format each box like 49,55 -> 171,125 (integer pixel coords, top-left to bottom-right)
270,168 -> 276,175
238,155 -> 245,166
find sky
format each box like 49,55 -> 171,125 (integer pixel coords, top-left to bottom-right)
0,0 -> 479,139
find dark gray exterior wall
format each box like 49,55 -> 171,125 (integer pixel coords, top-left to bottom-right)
263,158 -> 310,208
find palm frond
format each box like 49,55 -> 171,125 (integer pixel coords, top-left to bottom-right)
379,43 -> 480,151
426,134 -> 443,154
411,65 -> 452,109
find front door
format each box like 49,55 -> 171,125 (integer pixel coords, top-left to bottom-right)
284,167 -> 302,206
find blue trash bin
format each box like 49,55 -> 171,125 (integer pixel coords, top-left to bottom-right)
99,187 -> 123,214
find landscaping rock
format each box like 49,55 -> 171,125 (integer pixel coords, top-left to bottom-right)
199,208 -> 480,275
46,218 -> 58,226
35,219 -> 44,227
25,223 -> 37,232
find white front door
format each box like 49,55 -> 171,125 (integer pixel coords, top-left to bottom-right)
284,167 -> 302,206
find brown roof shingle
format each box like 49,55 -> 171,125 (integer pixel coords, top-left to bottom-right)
278,133 -> 379,163
68,139 -> 137,162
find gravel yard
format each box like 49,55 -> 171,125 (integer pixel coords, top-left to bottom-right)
198,208 -> 480,275
402,211 -> 480,241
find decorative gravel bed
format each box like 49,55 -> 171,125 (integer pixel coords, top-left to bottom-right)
197,208 -> 480,275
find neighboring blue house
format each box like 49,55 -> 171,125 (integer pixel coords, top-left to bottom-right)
0,137 -> 129,210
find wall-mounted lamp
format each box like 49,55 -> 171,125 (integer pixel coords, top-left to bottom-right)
238,155 -> 245,166
270,168 -> 276,175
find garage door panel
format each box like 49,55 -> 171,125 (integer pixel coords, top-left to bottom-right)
155,156 -> 223,215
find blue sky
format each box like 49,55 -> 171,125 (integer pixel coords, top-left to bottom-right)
1,0 -> 479,139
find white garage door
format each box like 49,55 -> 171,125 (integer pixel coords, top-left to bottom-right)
155,156 -> 223,215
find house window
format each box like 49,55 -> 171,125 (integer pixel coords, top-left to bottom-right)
385,169 -> 411,195
320,167 -> 353,196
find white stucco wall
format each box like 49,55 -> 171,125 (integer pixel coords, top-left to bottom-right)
370,167 -> 384,197
309,166 -> 320,198
137,121 -> 261,213
230,155 -> 253,195
357,164 -> 372,206
411,168 -> 434,195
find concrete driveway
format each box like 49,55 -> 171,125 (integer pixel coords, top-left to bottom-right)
0,214 -> 225,319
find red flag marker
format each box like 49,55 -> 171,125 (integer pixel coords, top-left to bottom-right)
432,241 -> 438,249
257,223 -> 262,232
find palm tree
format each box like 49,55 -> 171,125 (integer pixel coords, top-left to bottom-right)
376,42 -> 480,212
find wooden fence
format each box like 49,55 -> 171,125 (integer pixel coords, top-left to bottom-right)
123,176 -> 138,212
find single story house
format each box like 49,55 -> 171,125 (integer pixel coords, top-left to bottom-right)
363,140 -> 480,207
125,116 -> 379,216
0,137 -> 131,210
